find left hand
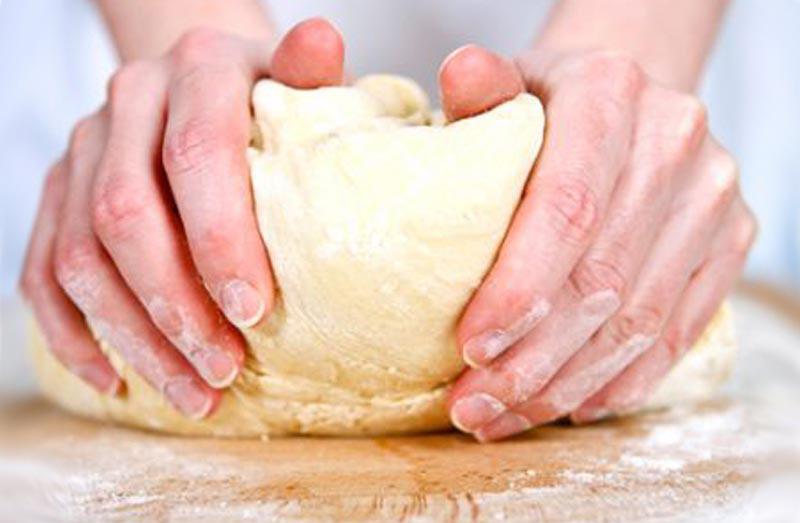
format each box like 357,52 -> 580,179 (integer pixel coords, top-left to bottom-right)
19,19 -> 345,417
438,46 -> 756,441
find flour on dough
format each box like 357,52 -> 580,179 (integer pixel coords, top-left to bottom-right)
29,76 -> 735,436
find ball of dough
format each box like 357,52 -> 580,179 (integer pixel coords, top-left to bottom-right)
28,76 -> 735,437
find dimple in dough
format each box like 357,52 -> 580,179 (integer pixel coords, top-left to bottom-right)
29,76 -> 736,437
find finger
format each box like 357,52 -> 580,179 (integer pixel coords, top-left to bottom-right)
93,61 -> 245,389
160,31 -> 276,332
270,17 -> 345,88
478,142 -> 738,439
448,87 -> 705,431
55,112 -> 220,419
457,66 -> 643,368
448,285 -> 620,433
438,45 -> 525,122
20,161 -> 122,395
572,200 -> 755,423
161,19 -> 345,337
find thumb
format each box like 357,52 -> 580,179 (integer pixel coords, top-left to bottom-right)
439,45 -> 525,122
270,17 -> 345,88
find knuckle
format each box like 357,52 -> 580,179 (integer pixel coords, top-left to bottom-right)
672,95 -> 708,156
163,118 -> 217,178
53,237 -> 100,293
573,94 -> 628,141
496,364 -> 545,405
191,224 -> 232,259
505,286 -> 534,313
92,177 -> 149,242
639,160 -> 672,200
712,149 -> 739,187
708,150 -> 739,209
642,94 -> 708,174
571,255 -> 627,297
607,305 -> 664,346
170,60 -> 249,101
43,163 -> 66,192
664,314 -> 708,360
66,115 -> 103,171
732,211 -> 758,256
68,117 -> 96,155
20,266 -> 46,302
171,27 -> 226,67
579,51 -> 645,100
106,61 -> 152,106
481,266 -> 536,314
544,178 -> 600,245
661,327 -> 686,359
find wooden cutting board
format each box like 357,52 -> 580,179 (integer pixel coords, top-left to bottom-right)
1,286 -> 798,522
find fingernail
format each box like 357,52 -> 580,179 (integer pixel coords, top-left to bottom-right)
164,378 -> 214,420
75,364 -> 123,396
200,351 -> 239,388
439,44 -> 477,74
451,393 -> 507,433
463,298 -> 550,368
220,279 -> 265,328
475,412 -> 532,443
325,18 -> 345,41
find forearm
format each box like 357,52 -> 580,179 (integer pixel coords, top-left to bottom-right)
94,0 -> 275,62
534,0 -> 729,91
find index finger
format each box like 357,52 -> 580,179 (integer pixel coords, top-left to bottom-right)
457,64 -> 641,368
162,20 -> 344,330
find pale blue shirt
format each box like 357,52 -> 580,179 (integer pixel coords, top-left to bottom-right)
2,0 -> 799,298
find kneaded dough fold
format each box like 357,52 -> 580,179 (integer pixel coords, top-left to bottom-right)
29,75 -> 735,436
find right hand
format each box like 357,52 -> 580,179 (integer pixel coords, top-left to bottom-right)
440,46 -> 754,441
20,18 -> 345,419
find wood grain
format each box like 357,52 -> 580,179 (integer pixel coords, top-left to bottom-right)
0,397 -> 770,522
1,289 -> 798,522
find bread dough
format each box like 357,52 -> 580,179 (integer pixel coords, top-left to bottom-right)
29,76 -> 736,437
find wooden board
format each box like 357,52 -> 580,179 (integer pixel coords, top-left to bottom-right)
1,287 -> 799,522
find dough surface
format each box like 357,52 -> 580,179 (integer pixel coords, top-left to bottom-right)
29,76 -> 736,436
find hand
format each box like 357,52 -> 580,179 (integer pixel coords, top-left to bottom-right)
20,18 -> 345,419
440,47 -> 756,441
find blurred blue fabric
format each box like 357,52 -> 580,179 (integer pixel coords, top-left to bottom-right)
1,0 -> 798,298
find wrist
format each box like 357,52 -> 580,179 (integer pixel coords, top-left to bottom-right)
530,0 -> 729,92
95,0 -> 275,62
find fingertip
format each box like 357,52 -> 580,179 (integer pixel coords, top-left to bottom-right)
438,44 -> 525,122
449,392 -> 508,434
461,349 -> 484,369
570,406 -> 612,425
202,350 -> 242,389
473,411 -> 532,442
270,17 -> 345,88
164,376 -> 222,420
456,293 -> 550,370
219,279 -> 267,329
74,360 -> 124,396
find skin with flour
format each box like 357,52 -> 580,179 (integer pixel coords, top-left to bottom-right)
21,1 -> 754,441
29,73 -> 546,435
28,73 -> 736,436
